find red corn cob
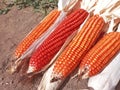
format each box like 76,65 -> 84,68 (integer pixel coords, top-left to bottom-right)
78,32 -> 120,79
50,15 -> 105,82
27,9 -> 89,73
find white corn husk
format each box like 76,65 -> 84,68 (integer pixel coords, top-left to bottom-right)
38,65 -> 64,90
94,0 -> 120,23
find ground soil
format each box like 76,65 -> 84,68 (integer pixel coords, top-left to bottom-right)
0,6 -> 120,90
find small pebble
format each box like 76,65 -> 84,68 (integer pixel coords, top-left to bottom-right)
5,82 -> 9,85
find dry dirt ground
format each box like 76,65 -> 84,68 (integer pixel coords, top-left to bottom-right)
0,6 -> 120,90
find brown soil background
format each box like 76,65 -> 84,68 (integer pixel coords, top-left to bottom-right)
0,5 -> 120,90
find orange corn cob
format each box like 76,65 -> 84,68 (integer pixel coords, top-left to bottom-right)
78,32 -> 120,79
14,9 -> 60,59
51,15 -> 105,82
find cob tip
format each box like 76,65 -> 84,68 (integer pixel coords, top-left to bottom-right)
10,58 -> 22,74
78,67 -> 89,79
27,65 -> 35,74
71,67 -> 89,80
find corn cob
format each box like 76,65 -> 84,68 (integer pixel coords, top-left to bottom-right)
27,9 -> 89,73
88,47 -> 120,90
88,25 -> 120,90
78,32 -> 120,79
14,9 -> 60,59
50,15 -> 105,82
